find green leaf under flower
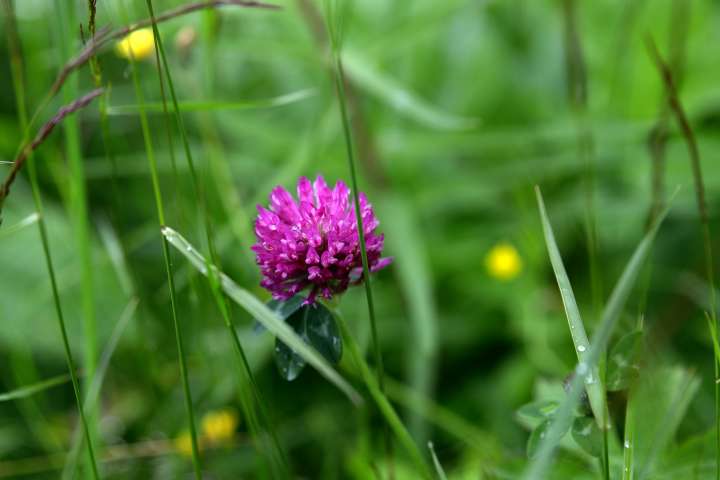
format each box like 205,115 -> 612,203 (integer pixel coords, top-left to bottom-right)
275,301 -> 343,381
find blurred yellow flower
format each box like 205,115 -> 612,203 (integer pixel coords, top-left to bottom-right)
115,28 -> 155,60
485,243 -> 522,280
201,409 -> 239,445
174,430 -> 194,458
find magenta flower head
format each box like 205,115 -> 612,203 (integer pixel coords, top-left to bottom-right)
252,176 -> 391,304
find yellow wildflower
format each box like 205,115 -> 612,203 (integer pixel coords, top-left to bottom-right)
485,242 -> 522,280
115,28 -> 155,60
201,409 -> 239,445
174,430 -> 194,458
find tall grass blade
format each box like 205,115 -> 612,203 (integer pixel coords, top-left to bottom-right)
522,187 -> 675,480
61,298 -> 138,480
143,0 -> 288,473
646,37 -> 718,480
161,225 -> 363,406
325,0 -> 385,396
622,389 -> 636,480
342,51 -> 477,131
637,369 -> 700,479
379,194 -> 438,445
4,1 -> 100,476
427,441 -> 448,480
535,186 -> 608,429
124,30 -> 203,478
0,213 -> 38,239
106,89 -> 316,115
384,377 -> 499,457
332,309 -> 433,479
54,4 -> 100,474
0,374 -> 72,402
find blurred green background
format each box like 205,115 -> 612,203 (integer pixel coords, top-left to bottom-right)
1,0 -> 720,478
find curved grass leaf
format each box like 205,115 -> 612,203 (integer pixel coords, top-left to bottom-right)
379,194 -> 438,444
161,225 -> 362,405
106,89 -> 315,116
637,367 -> 700,479
522,187 -> 675,480
0,373 -> 71,402
342,50 -> 478,131
0,213 -> 38,240
535,186 -> 608,429
61,298 -> 138,480
332,308 -> 433,479
384,377 -> 500,458
427,441 -> 448,480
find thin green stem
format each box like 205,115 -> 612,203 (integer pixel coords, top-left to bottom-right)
708,224 -> 720,480
54,4 -> 99,472
2,0 -> 63,455
331,54 -> 385,391
427,441 -> 448,480
646,38 -> 717,480
142,1 -> 287,474
623,390 -> 635,480
125,35 -> 203,479
325,4 -> 391,471
333,309 -> 432,479
4,2 -> 100,477
30,167 -> 101,480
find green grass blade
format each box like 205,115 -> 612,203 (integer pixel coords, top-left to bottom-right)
54,4 -> 99,454
342,50 -> 478,131
0,212 -> 38,239
707,313 -> 720,364
638,369 -> 700,478
523,187 -> 675,480
535,186 -> 608,429
61,298 -> 138,480
332,309 -> 433,479
325,0 -> 386,398
161,225 -> 363,406
379,194 -> 438,445
623,388 -> 636,480
143,0 -> 288,473
6,1 -> 100,476
0,374 -> 72,402
384,377 -> 500,458
427,441 -> 448,480
123,23 -> 203,477
106,89 -> 316,115
97,218 -> 135,297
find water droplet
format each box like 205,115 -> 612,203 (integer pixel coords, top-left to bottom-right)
577,362 -> 588,375
577,345 -> 586,353
624,440 -> 631,449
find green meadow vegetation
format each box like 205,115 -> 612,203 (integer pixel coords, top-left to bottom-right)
1,0 -> 720,478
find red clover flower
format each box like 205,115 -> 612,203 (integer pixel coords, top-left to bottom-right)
252,175 -> 391,304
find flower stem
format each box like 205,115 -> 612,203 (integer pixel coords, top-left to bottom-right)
333,309 -> 432,479
331,51 -> 385,393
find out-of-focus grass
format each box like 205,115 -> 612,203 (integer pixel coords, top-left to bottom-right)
1,0 -> 720,478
